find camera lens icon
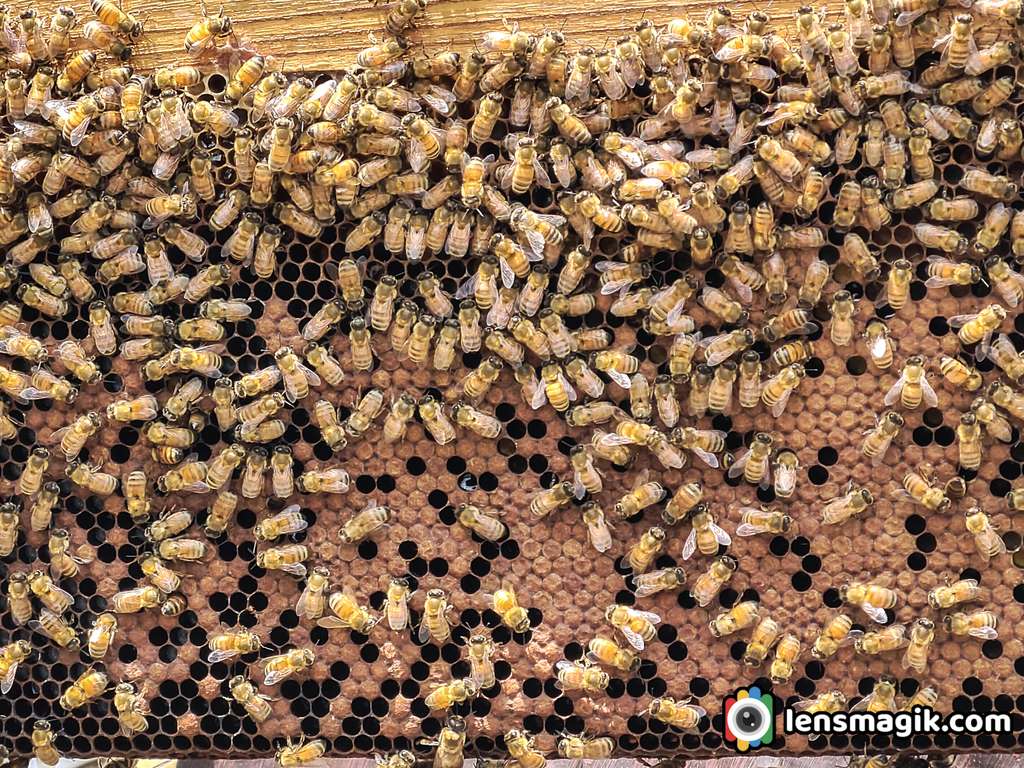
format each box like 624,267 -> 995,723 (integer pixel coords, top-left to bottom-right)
722,686 -> 775,752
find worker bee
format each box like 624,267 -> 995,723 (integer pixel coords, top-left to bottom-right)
811,614 -> 861,659
855,622 -> 908,658
769,633 -> 801,684
728,432 -> 773,487
648,697 -> 706,732
59,667 -> 109,711
885,356 -> 938,409
289,565 -> 332,622
504,729 -> 546,768
424,677 -> 478,711
586,635 -> 639,673
964,505 -> 1006,561
276,738 -> 327,768
864,320 -> 894,370
254,505 -> 309,542
681,506 -> 732,560
692,555 -> 738,608
230,675 -> 273,723
822,484 -> 874,526
456,503 -> 507,542
48,528 -> 91,581
944,610 -> 999,640
255,544 -> 308,577
555,658 -> 609,693
6,573 -> 33,626
0,639 -> 31,694
208,629 -> 262,663
841,581 -> 898,623
32,721 -> 61,766
262,647 -> 315,685
337,501 -> 389,543
901,617 -> 934,673
606,604 -> 661,650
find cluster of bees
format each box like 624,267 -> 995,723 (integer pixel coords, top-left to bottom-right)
0,0 -> 1022,764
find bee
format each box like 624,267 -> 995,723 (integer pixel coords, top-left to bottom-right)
728,432 -> 773,487
207,629 -> 262,663
963,505 -> 1006,561
229,675 -> 273,723
885,356 -> 939,409
808,613 -> 860,659
584,636 -> 638,673
48,528 -> 91,581
944,610 -> 999,640
492,583 -> 531,633
850,676 -> 899,715
0,639 -> 31,694
736,506 -> 793,538
555,658 -> 609,693
558,735 -> 613,761
680,505 -> 732,560
6,573 -> 33,626
259,646 -> 317,687
855,624 -> 909,657
770,633 -> 801,684
425,678 -> 478,711
605,604 -> 661,651
648,697 -> 706,732
338,501 -> 390,543
253,505 -> 309,542
113,681 -> 150,736
863,320 -> 895,370
504,730 -> 546,768
708,600 -> 761,639
32,721 -> 61,766
276,738 -> 327,768
59,667 -> 109,711
839,581 -> 898,624
740,615 -> 781,666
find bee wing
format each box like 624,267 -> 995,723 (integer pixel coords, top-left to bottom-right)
416,620 -> 431,643
894,7 -> 927,25
948,313 -> 978,329
690,446 -> 720,468
792,697 -> 819,712
520,228 -> 547,260
1,662 -> 17,694
631,609 -> 661,624
496,163 -> 514,191
553,158 -> 573,188
883,370 -> 909,406
605,368 -> 633,389
850,693 -> 874,712
573,476 -> 587,500
317,616 -> 350,630
498,257 -> 516,289
736,522 -> 768,536
868,335 -> 889,360
529,383 -> 548,410
455,273 -> 479,300
618,624 -> 646,651
262,668 -> 291,686
295,590 -> 318,619
771,388 -> 793,418
558,371 -> 577,402
710,522 -> 732,547
406,139 -> 428,174
842,629 -> 864,647
280,563 -> 308,577
976,332 -> 994,363
207,649 -> 240,663
533,158 -> 552,189
681,525 -> 696,561
421,86 -> 455,116
861,602 -> 889,624
599,432 -> 634,447
920,375 -> 939,407
726,449 -> 749,478
726,277 -> 754,305
969,626 -> 998,640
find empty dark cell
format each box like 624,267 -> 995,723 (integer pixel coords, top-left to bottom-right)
528,454 -> 548,474
916,533 -> 937,553
480,541 -> 500,559
527,419 -> 547,438
521,678 -> 542,698
479,472 -> 498,492
984,640 -> 1004,659
446,456 -> 466,475
690,678 -> 710,698
507,455 -> 528,473
495,403 -> 517,421
406,457 -> 426,475
506,420 -> 526,439
808,465 -> 829,484
330,661 -> 350,681
358,541 -> 378,560
1001,461 -> 1022,480
934,426 -> 955,446
355,474 -> 375,493
427,491 -> 448,509
792,572 -> 812,591
606,679 -> 626,698
912,426 -> 934,447
801,555 -> 821,573
768,536 -> 790,556
817,447 -> 838,466
992,478 -> 1012,497
846,356 -> 867,375
907,552 -> 927,571
460,574 -> 480,594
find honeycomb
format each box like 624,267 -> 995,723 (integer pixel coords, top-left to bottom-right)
2,4 -> 1024,766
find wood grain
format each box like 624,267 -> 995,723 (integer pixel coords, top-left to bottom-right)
59,0 -> 836,72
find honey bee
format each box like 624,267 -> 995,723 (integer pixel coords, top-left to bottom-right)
6,573 -> 33,626
338,501 -> 390,543
48,528 -> 91,581
586,636 -> 639,673
262,648 -> 315,686
0,639 -> 31,694
208,629 -> 262,663
605,604 -> 660,650
648,697 -> 706,732
58,666 -> 109,711
728,432 -> 773,487
229,675 -> 273,723
418,395 -> 456,445
769,633 -> 801,684
492,583 -> 531,633
691,554 -> 738,608
504,729 -> 546,768
841,581 -> 898,623
277,738 -> 327,768
681,505 -> 732,560
554,658 -> 609,693
964,505 -> 1006,561
425,677 -> 478,711
32,721 -> 61,766
821,484 -> 874,526
944,610 -> 999,640
810,614 -> 861,659
885,355 -> 938,409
